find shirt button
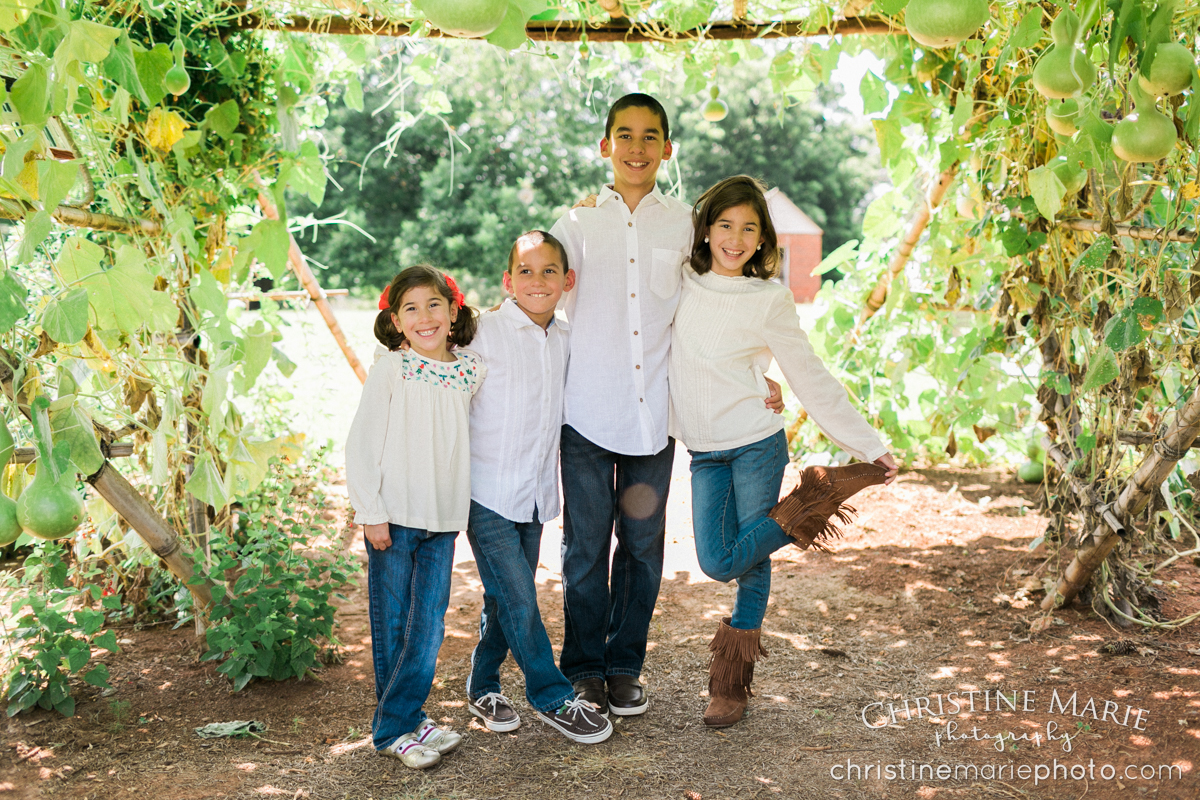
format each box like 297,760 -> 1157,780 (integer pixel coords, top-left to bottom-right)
634,331 -> 639,335
639,398 -> 644,402
636,365 -> 641,369
629,258 -> 635,263
630,293 -> 636,298
628,222 -> 633,227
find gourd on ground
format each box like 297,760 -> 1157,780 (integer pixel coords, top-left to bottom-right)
0,421 -> 18,546
13,398 -> 85,541
1018,460 -> 1045,483
1138,42 -> 1197,97
418,0 -> 508,38
904,0 -> 989,50
1112,81 -> 1178,163
1032,9 -> 1096,99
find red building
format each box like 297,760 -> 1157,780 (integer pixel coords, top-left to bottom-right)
764,187 -> 824,303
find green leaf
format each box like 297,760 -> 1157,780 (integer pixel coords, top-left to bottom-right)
246,219 -> 292,281
49,402 -> 104,476
54,696 -> 76,717
11,63 -> 49,127
997,221 -> 1046,257
0,0 -> 38,33
93,630 -> 118,653
83,664 -> 110,688
0,270 -> 28,334
289,140 -> 325,206
228,436 -> 282,498
185,452 -> 229,509
103,33 -> 150,106
133,43 -> 172,108
1040,370 -> 1071,395
1072,235 -> 1112,271
420,89 -> 452,116
344,74 -> 364,112
485,0 -> 545,50
1028,165 -> 1066,221
37,159 -> 79,211
66,645 -> 90,673
17,210 -> 52,264
236,321 -> 275,393
1080,346 -> 1120,393
54,20 -> 120,74
56,241 -> 178,334
859,71 -> 889,115
813,239 -> 859,276
204,100 -> 240,139
41,287 -> 90,344
872,118 -> 905,166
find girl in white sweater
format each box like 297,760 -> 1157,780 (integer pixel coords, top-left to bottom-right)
669,176 -> 897,728
346,266 -> 484,768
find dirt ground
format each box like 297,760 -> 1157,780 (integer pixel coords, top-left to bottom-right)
1,464 -> 1197,800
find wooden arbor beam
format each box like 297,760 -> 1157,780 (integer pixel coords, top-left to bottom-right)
233,14 -> 900,41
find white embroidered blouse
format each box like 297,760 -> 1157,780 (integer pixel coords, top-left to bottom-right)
346,346 -> 486,532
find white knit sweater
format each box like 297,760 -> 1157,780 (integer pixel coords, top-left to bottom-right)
669,266 -> 888,461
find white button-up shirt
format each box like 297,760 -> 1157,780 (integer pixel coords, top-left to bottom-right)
550,185 -> 692,456
468,299 -> 570,523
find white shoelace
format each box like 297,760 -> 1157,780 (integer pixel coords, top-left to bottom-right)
556,697 -> 594,719
475,692 -> 513,714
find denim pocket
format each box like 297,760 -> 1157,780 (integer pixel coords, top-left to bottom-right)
650,248 -> 683,298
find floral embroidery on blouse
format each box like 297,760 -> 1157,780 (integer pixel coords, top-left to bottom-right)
399,349 -> 481,392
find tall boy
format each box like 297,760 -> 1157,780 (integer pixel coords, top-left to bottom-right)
549,94 -> 695,716
464,230 -> 612,745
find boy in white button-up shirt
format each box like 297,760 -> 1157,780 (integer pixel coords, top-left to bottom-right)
551,94 -> 783,717
463,231 -> 612,746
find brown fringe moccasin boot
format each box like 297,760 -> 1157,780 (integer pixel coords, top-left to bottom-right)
704,617 -> 768,728
768,462 -> 889,552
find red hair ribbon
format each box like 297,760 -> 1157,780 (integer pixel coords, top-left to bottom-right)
377,274 -> 465,312
443,273 -> 466,309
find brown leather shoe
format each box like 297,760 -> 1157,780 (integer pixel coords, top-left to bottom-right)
704,694 -> 747,728
769,462 -> 888,552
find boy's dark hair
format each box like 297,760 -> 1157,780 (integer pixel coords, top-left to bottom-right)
507,230 -> 569,274
374,265 -> 478,351
689,176 -> 780,281
604,93 -> 671,142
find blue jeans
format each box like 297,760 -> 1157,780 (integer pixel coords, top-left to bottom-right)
465,502 -> 574,714
559,425 -> 675,681
689,430 -> 792,630
366,524 -> 456,751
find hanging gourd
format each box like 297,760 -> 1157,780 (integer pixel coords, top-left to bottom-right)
904,0 -> 990,50
1051,157 -> 1087,196
1032,9 -> 1096,99
702,86 -> 728,122
417,0 -> 508,38
1046,98 -> 1080,136
14,398 -> 85,541
163,40 -> 190,97
0,420 -> 19,546
1138,42 -> 1197,97
1112,81 -> 1178,163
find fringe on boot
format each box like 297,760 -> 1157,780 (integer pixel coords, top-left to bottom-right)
704,618 -> 767,727
768,463 -> 888,552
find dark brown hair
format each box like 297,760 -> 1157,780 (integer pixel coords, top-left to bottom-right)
604,93 -> 671,142
689,176 -> 780,280
374,265 -> 478,351
507,230 -> 569,274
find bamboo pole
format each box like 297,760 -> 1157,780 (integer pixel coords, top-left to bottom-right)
254,192 -> 368,384
1040,437 -> 1127,539
234,13 -> 899,41
0,199 -> 162,235
0,349 -> 213,614
1057,218 -> 1196,243
13,443 -> 133,463
1043,382 -> 1200,610
849,165 -> 958,344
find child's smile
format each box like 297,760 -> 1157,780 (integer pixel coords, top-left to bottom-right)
707,203 -> 763,278
392,285 -> 457,361
601,106 -> 672,199
504,241 -> 574,329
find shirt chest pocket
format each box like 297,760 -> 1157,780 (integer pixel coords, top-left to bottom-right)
650,248 -> 683,299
